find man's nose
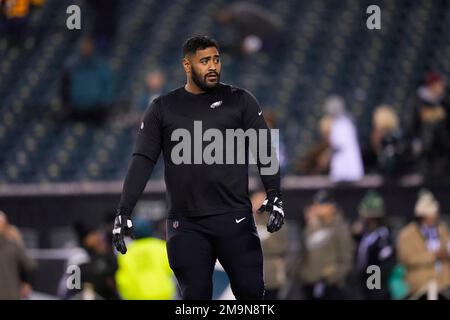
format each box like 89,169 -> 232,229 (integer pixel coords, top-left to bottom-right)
208,61 -> 216,71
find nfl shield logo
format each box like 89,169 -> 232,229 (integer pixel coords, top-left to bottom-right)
173,220 -> 179,229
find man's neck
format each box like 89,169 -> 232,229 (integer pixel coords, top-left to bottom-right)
185,80 -> 205,95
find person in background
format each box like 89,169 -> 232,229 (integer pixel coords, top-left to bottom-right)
396,189 -> 450,299
0,0 -> 30,46
296,190 -> 354,300
407,71 -> 450,181
115,218 -> 176,300
251,191 -> 288,299
295,116 -> 332,175
215,1 -> 284,57
60,221 -> 119,300
137,70 -> 166,114
362,105 -> 406,176
354,190 -> 395,300
324,95 -> 364,183
61,36 -> 115,125
115,70 -> 167,130
0,210 -> 36,300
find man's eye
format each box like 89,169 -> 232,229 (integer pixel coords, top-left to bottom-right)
214,58 -> 220,63
201,60 -> 207,65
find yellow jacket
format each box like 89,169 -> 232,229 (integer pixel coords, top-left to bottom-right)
115,237 -> 176,300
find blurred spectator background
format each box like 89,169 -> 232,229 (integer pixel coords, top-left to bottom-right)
214,1 -> 285,57
0,0 -> 45,46
293,190 -> 354,300
324,95 -> 364,183
0,0 -> 449,300
60,36 -> 115,125
57,220 -> 119,300
407,72 -> 450,182
0,210 -> 36,299
397,189 -> 450,299
353,190 -> 395,300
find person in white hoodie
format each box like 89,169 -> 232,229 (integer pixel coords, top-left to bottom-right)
324,95 -> 364,183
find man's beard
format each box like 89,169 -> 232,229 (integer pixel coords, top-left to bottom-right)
191,67 -> 220,92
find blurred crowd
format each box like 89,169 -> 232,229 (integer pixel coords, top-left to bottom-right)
295,71 -> 450,183
54,214 -> 176,300
255,187 -> 450,300
1,187 -> 449,300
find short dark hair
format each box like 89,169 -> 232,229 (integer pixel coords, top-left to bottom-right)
183,35 -> 219,56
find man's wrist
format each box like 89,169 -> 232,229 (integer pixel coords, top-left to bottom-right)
266,189 -> 281,200
116,207 -> 132,218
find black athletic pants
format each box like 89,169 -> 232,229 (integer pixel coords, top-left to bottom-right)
166,211 -> 264,300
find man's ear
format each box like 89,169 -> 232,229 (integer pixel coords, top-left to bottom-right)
182,57 -> 191,74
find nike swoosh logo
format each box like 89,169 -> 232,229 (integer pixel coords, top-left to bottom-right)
235,217 -> 246,223
258,111 -> 262,116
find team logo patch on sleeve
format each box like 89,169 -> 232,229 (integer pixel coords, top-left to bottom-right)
210,100 -> 223,109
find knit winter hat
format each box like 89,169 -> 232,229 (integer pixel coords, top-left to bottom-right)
359,190 -> 385,218
414,189 -> 439,218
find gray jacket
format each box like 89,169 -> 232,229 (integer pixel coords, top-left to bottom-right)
0,235 -> 35,299
297,214 -> 354,287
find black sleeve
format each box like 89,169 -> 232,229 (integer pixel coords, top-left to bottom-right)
133,97 -> 163,162
117,154 -> 156,216
241,90 -> 281,196
117,98 -> 163,216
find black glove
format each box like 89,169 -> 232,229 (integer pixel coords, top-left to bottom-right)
257,191 -> 285,233
112,210 -> 134,254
